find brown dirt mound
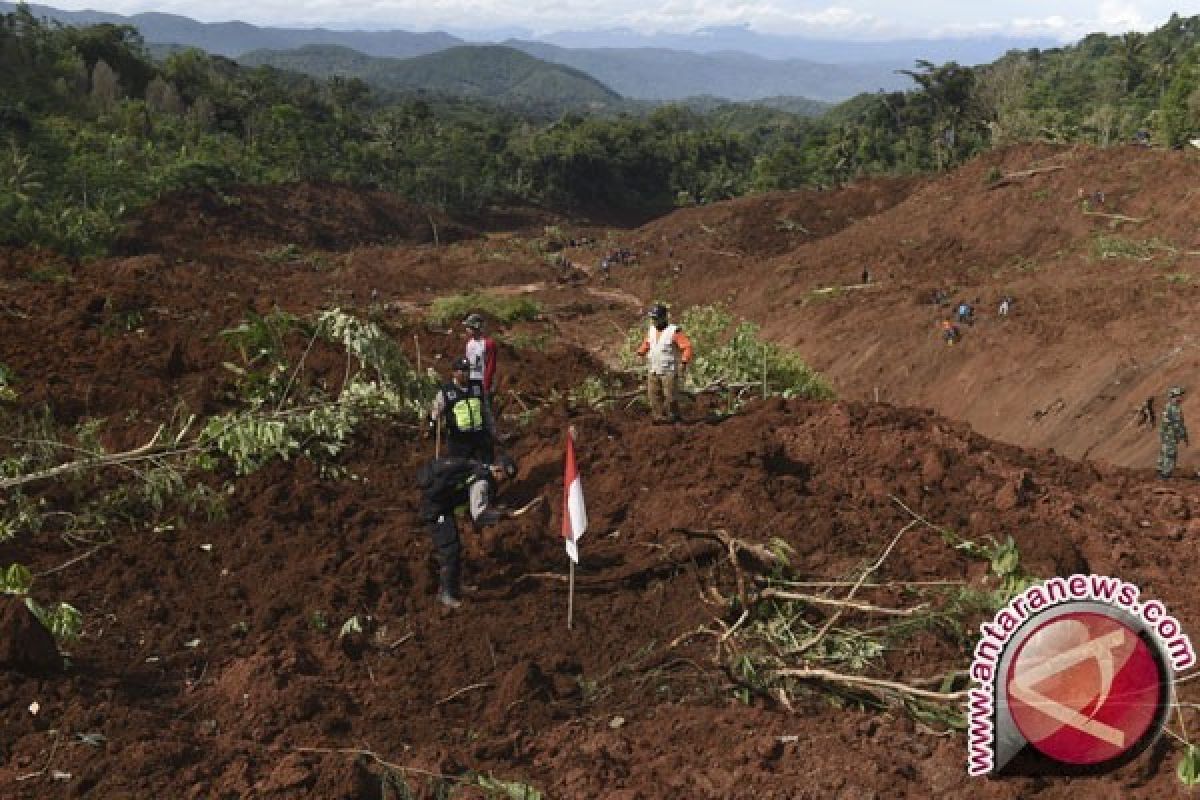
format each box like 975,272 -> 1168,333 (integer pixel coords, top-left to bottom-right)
115,182 -> 476,260
635,177 -> 924,259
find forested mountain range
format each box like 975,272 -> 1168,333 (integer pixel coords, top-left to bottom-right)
1,2 -> 917,102
238,44 -> 623,114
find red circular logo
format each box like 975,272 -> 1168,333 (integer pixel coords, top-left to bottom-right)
1005,611 -> 1164,765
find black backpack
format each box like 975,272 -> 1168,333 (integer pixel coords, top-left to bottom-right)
416,457 -> 478,520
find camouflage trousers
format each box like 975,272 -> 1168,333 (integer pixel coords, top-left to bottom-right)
1158,439 -> 1178,478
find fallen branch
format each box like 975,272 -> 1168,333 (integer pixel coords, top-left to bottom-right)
670,527 -> 785,572
773,667 -> 967,703
512,537 -> 723,593
508,496 -> 544,517
434,682 -> 492,706
1082,210 -> 1145,223
34,542 -> 112,578
289,745 -> 449,781
889,494 -> 953,538
796,520 -> 918,655
810,283 -> 874,294
671,527 -> 785,609
667,624 -> 721,651
699,246 -> 741,258
513,571 -> 568,583
767,579 -> 965,590
986,164 -> 1065,188
15,731 -> 61,782
759,588 -> 928,616
507,389 -> 532,414
0,419 -> 195,490
0,428 -> 167,490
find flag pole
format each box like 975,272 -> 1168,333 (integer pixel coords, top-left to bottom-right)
567,424 -> 578,631
568,560 -> 575,630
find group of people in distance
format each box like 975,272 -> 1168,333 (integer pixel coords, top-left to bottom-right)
936,294 -> 1014,346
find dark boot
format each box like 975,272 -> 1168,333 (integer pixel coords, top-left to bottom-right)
438,565 -> 462,609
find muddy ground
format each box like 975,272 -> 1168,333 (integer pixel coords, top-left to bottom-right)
1,143 -> 1200,798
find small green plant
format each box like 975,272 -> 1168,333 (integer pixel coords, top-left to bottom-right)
1091,235 -> 1158,261
339,615 -> 365,638
983,166 -> 1003,184
100,297 -> 146,334
1165,272 -> 1194,286
308,610 -> 328,632
502,329 -> 550,351
427,292 -> 541,327
261,243 -> 305,263
2,562 -> 82,642
0,363 -> 17,402
474,774 -> 543,800
569,376 -> 621,411
804,286 -> 844,304
0,492 -> 43,542
1179,744 -> 1200,786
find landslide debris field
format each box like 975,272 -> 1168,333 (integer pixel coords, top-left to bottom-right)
2,142 -> 1200,798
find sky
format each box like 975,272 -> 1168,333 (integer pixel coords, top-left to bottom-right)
32,0 -> 1200,40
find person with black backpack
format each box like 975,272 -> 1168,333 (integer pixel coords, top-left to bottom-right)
416,454 -> 518,609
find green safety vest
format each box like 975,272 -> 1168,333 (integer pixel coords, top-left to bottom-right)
442,384 -> 485,434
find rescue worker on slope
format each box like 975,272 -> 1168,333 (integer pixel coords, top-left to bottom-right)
417,455 -> 518,609
428,357 -> 494,462
1158,386 -> 1189,479
636,304 -> 694,424
463,313 -> 498,404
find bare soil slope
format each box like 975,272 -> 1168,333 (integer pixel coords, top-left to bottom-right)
0,157 -> 1199,798
605,143 -> 1200,468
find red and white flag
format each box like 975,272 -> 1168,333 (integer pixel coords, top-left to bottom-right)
562,428 -> 588,563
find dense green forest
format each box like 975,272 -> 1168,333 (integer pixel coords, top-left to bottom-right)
1,4 -> 1198,258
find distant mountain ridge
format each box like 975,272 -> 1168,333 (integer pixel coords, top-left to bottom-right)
238,44 -> 623,113
0,2 -> 461,58
0,2 -> 1050,103
505,25 -> 1060,66
504,40 -> 913,102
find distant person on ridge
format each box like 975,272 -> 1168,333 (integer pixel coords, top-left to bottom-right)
956,301 -> 974,325
940,319 -> 960,346
1136,396 -> 1156,430
1158,387 -> 1189,479
416,455 -> 518,609
636,304 -> 693,424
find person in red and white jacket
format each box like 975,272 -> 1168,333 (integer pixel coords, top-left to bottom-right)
463,313 -> 498,400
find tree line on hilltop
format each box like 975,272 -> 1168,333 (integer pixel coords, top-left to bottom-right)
1,4 -> 1198,258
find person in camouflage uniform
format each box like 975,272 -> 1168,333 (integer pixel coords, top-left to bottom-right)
1158,386 -> 1189,479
